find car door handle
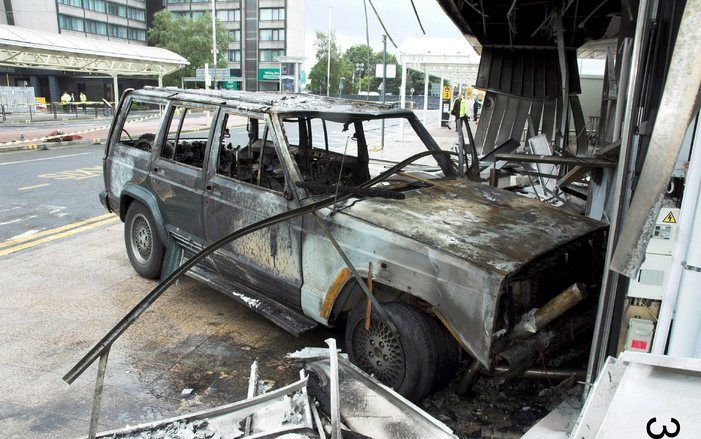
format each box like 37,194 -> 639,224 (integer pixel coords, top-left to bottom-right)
153,167 -> 165,175
205,184 -> 213,191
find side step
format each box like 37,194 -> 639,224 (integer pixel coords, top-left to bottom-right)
188,264 -> 318,337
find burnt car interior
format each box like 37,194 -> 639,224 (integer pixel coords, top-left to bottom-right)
283,116 -> 371,187
217,114 -> 286,192
161,106 -> 211,168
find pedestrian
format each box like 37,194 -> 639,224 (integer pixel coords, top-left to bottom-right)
473,96 -> 480,121
460,93 -> 471,128
451,94 -> 462,132
80,92 -> 87,112
60,91 -> 71,113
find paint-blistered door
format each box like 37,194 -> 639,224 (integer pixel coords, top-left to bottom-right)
202,111 -> 303,309
149,103 -> 218,243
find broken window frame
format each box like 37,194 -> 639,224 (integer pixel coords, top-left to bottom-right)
159,102 -> 217,170
209,109 -> 299,198
275,112 -> 462,198
113,95 -> 167,153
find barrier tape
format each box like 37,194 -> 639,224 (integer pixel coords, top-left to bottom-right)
0,113 -> 161,148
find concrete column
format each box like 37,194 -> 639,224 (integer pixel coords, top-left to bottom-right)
112,75 -> 119,105
422,71 -> 429,124
158,75 -> 163,87
29,75 -> 40,98
48,75 -> 59,103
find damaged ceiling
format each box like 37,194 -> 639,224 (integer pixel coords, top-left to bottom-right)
435,0 -> 622,51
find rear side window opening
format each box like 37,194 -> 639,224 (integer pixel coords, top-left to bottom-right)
116,98 -> 166,153
160,104 -> 217,169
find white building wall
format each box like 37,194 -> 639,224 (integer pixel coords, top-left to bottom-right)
285,0 -> 304,58
12,0 -> 59,33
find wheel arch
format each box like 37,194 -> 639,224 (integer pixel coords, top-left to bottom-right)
324,271 -> 470,354
119,183 -> 169,244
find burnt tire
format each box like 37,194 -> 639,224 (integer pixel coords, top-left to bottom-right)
124,201 -> 164,279
427,316 -> 461,390
345,302 -> 438,401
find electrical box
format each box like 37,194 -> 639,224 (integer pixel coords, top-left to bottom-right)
624,318 -> 655,353
626,208 -> 680,300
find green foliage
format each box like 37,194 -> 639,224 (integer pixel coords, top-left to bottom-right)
308,32 -> 352,95
308,33 -> 431,96
148,10 -> 232,86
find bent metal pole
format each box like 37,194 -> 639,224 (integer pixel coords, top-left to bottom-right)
63,148 -> 461,385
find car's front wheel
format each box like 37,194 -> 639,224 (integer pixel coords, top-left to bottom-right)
345,302 -> 438,401
124,202 -> 164,279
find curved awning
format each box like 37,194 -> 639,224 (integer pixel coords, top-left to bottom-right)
0,24 -> 188,76
398,36 -> 480,85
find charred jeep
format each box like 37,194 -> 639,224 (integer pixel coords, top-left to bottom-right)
101,87 -> 606,400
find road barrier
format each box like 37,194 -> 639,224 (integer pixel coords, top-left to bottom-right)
0,113 -> 162,149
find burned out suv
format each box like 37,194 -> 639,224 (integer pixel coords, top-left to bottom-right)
101,87 -> 606,400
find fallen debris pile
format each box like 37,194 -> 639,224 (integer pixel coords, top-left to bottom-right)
95,338 -> 456,439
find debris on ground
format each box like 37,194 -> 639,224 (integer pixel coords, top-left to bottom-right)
95,338 -> 458,439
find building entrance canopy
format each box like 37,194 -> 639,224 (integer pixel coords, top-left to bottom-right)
0,24 -> 188,101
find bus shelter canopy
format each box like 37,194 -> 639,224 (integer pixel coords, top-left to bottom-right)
0,24 -> 188,77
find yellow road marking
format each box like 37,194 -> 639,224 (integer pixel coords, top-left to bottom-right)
39,165 -> 102,181
0,213 -> 114,249
0,216 -> 119,257
18,183 -> 50,191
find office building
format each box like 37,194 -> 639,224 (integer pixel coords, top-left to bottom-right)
159,0 -> 304,91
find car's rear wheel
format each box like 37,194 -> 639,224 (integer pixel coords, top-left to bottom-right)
124,202 -> 164,279
345,302 -> 438,401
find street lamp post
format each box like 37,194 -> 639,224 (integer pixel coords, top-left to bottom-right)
211,0 -> 217,90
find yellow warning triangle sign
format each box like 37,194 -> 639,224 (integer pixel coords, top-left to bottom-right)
662,211 -> 677,223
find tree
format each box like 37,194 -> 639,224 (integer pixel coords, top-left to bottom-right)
307,32 -> 351,95
148,10 -> 231,87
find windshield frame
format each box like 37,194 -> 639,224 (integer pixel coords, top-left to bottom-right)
275,111 -> 461,199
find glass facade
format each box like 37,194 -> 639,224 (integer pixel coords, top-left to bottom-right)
228,50 -> 241,62
216,9 -> 240,22
259,29 -> 284,41
259,8 -> 284,20
259,49 -> 284,62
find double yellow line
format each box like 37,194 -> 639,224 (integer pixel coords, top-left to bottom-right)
0,213 -> 119,257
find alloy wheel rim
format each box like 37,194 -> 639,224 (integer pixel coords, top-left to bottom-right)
352,316 -> 405,387
130,213 -> 153,265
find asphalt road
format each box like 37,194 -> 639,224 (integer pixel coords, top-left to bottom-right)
0,112 -> 415,256
0,144 -> 109,246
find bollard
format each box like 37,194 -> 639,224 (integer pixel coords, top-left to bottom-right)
28,103 -> 33,121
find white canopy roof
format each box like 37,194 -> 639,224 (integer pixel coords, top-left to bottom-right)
398,36 -> 480,85
0,24 -> 188,76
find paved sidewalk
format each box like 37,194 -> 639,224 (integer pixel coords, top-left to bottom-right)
0,222 -> 330,438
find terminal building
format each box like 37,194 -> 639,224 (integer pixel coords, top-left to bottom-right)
0,0 -> 303,102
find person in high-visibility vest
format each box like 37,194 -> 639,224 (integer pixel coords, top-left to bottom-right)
451,95 -> 462,132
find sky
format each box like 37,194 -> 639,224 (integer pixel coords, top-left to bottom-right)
303,0 -> 463,71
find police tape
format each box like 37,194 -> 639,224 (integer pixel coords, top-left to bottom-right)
0,113 -> 162,148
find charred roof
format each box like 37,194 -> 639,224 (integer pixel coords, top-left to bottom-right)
137,87 -> 410,120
